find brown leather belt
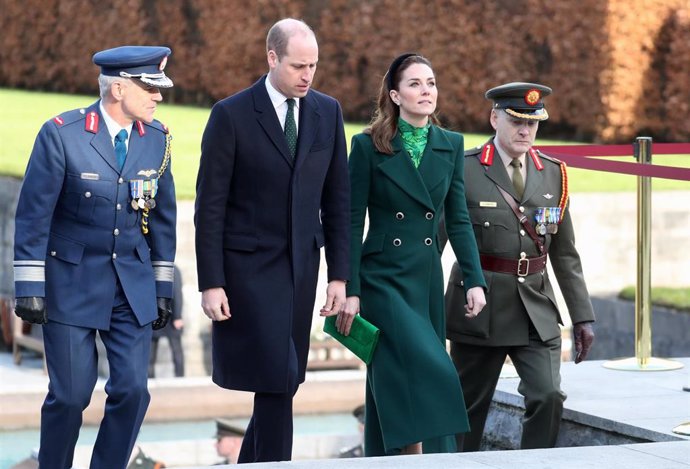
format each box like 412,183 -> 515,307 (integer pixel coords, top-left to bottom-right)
480,253 -> 548,277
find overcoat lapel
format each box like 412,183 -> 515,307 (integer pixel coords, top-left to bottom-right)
252,77 -> 293,167
88,105 -> 121,173
294,92 -> 320,172
378,133 -> 434,210
417,126 -> 455,194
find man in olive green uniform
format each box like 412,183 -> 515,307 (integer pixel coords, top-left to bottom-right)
444,82 -> 595,451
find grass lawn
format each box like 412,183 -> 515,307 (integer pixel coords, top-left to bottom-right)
2,88 -> 689,199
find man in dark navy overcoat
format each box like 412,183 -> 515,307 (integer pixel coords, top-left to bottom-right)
195,18 -> 350,463
13,46 -> 177,469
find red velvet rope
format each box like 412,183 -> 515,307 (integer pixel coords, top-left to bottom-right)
535,143 -> 690,181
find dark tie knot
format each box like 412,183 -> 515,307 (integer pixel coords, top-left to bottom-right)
286,98 -> 295,110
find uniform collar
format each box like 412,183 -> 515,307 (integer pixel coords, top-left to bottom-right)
493,137 -> 525,171
99,101 -> 133,143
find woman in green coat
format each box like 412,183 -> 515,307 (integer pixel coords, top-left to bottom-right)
342,54 -> 487,456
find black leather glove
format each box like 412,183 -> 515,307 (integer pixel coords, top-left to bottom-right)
573,321 -> 595,364
152,297 -> 172,330
15,297 -> 47,324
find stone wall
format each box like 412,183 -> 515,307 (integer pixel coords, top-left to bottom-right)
2,180 -> 689,374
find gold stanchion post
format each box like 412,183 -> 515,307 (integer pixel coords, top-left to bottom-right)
603,137 -> 683,371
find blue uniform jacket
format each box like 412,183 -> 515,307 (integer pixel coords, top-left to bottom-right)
14,101 -> 177,329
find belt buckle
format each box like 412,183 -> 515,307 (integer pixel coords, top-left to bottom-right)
517,254 -> 529,277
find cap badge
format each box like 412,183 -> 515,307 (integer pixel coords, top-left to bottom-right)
159,56 -> 168,71
524,89 -> 541,106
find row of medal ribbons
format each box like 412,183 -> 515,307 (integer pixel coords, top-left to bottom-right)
535,206 -> 561,235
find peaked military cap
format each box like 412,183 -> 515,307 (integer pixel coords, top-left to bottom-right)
215,418 -> 245,438
485,82 -> 551,121
93,46 -> 173,88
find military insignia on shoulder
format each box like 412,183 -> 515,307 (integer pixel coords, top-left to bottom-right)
53,116 -> 65,126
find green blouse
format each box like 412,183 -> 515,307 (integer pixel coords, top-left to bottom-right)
398,117 -> 430,168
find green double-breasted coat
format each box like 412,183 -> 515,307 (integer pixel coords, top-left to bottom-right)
347,127 -> 485,455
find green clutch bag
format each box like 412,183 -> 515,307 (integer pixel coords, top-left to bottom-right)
323,314 -> 380,365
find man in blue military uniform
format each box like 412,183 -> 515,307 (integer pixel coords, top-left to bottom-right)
13,46 -> 177,469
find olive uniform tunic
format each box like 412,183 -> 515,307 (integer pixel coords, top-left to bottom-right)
347,127 -> 485,455
444,139 -> 595,450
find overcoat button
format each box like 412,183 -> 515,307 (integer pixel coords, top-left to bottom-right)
393,238 -> 402,246
518,277 -> 526,283
113,229 -> 120,236
50,251 -> 56,256
118,177 -> 124,184
112,253 -> 117,259
395,212 -> 405,220
520,229 -> 526,236
84,191 -> 92,198
425,212 -> 434,220
484,221 -> 490,227
424,238 -> 432,246
520,251 -> 527,257
519,206 -> 525,213
116,203 -> 122,210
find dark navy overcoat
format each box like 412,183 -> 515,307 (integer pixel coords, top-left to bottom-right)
195,77 -> 350,393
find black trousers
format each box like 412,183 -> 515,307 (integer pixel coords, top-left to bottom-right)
237,339 -> 299,463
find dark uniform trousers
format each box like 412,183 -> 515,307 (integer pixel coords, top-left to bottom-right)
40,281 -> 152,469
452,322 -> 565,451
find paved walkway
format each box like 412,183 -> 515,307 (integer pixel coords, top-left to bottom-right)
175,442 -> 690,468
2,352 -> 689,467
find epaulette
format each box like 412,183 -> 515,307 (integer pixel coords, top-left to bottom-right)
50,107 -> 89,128
143,119 -> 170,134
535,149 -> 563,165
464,145 -> 482,157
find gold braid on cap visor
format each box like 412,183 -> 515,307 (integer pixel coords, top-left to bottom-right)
505,107 -> 549,121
